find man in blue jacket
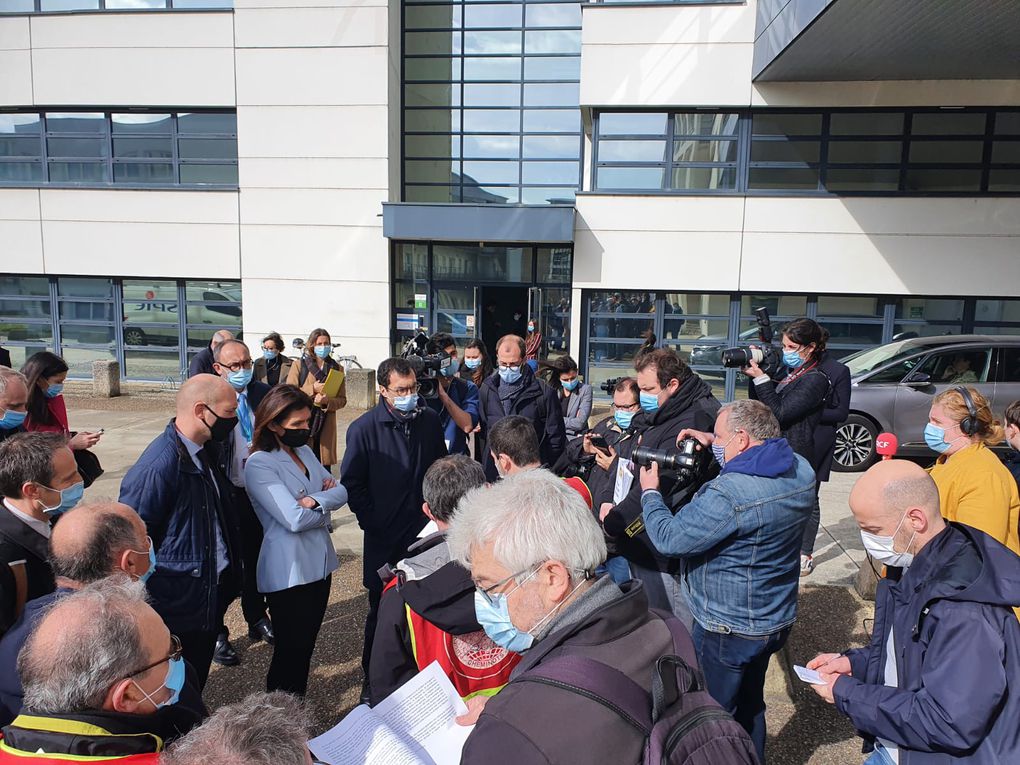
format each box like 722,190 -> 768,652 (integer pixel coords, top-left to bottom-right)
808,459 -> 1020,765
341,357 -> 447,702
477,335 -> 565,481
119,374 -> 242,689
639,399 -> 815,764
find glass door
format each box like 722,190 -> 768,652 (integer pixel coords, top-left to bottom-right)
433,286 -> 477,343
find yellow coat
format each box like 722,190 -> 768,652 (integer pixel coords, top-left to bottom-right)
928,442 -> 1020,557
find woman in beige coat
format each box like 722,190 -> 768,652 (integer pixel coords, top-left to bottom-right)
286,327 -> 347,467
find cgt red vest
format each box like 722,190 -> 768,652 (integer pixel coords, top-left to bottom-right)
0,715 -> 162,765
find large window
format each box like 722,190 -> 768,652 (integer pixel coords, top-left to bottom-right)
583,292 -> 1020,401
0,1 -> 232,12
0,277 -> 241,380
402,0 -> 583,205
593,108 -> 1020,196
0,110 -> 237,188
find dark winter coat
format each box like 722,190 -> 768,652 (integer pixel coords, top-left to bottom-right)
461,580 -> 674,765
834,523 -> 1020,764
602,375 -> 721,572
749,364 -> 830,468
812,353 -> 851,482
0,506 -> 53,637
340,400 -> 447,589
119,421 -> 242,634
477,367 -> 566,481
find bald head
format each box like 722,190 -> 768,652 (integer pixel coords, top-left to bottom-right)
175,374 -> 238,446
51,502 -> 149,585
211,329 -> 234,348
849,460 -> 945,551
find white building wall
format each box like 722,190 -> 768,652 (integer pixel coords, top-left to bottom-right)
575,0 -> 1020,300
234,0 -> 393,365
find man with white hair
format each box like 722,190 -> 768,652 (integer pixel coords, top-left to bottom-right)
448,469 -> 675,763
1,578 -> 186,762
0,368 -> 29,446
161,691 -> 313,765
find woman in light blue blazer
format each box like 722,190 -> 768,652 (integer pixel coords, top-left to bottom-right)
244,384 -> 348,696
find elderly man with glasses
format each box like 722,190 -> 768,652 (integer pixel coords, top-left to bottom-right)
341,356 -> 447,704
1,577 -> 203,762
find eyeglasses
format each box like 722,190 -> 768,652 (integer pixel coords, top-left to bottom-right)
126,635 -> 182,679
476,564 -> 540,607
497,362 -> 523,369
219,360 -> 253,372
612,402 -> 641,412
386,384 -> 421,397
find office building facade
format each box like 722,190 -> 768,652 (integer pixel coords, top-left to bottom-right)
1,0 -> 1018,400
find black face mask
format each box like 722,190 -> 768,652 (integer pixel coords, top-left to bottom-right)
280,427 -> 311,448
202,405 -> 238,443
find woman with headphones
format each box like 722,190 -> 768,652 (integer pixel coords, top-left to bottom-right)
927,387 -> 1020,558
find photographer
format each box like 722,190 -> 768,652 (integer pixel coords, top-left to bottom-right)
340,357 -> 447,702
424,332 -> 479,456
745,317 -> 831,466
598,349 -> 720,622
639,400 -> 815,764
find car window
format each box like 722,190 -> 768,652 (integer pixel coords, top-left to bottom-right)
862,357 -> 923,384
998,347 -> 1020,382
913,348 -> 991,384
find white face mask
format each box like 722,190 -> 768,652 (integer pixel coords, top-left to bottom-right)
860,511 -> 916,569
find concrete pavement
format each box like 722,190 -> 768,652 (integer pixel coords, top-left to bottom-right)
69,392 -> 872,762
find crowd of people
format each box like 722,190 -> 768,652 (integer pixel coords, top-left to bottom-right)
0,318 -> 1017,765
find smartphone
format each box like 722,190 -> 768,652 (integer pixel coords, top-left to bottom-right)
96,428 -> 105,435
589,435 -> 611,454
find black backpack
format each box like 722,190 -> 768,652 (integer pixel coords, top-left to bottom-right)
520,611 -> 760,765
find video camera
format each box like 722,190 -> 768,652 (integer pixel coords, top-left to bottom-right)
400,330 -> 450,400
600,377 -> 621,396
721,307 -> 781,374
631,437 -> 713,490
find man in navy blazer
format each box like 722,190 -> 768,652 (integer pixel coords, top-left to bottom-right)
210,339 -> 274,666
341,357 -> 447,702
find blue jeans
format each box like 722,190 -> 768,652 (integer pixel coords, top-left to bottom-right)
863,743 -> 896,765
631,562 -> 693,630
692,623 -> 790,765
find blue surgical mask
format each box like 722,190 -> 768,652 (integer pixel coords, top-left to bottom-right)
442,358 -> 460,377
783,350 -> 804,369
562,378 -> 579,391
924,423 -> 953,453
393,394 -> 418,413
263,349 -> 278,361
141,545 -> 157,583
314,345 -> 330,359
227,368 -> 253,390
498,366 -> 522,384
134,656 -> 185,710
711,435 -> 735,469
44,383 -> 64,399
464,358 -> 481,370
614,410 -> 635,429
639,391 -> 660,413
0,409 -> 27,430
36,481 -> 84,517
474,589 -> 536,654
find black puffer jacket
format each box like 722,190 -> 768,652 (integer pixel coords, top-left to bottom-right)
602,374 -> 721,572
749,365 -> 830,468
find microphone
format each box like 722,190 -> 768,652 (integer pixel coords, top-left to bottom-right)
876,432 -> 898,460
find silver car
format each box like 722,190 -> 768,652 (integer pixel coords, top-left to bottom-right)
833,335 -> 1020,471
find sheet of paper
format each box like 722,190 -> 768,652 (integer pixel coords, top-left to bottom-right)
613,459 -> 634,504
793,664 -> 827,685
308,705 -> 429,765
374,661 -> 471,764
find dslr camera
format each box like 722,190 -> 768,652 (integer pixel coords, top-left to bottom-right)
400,330 -> 450,400
631,437 -> 713,490
721,307 -> 781,375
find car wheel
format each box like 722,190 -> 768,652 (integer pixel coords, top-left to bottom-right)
124,328 -> 147,346
833,414 -> 878,473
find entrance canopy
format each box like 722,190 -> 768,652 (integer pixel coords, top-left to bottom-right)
382,203 -> 576,244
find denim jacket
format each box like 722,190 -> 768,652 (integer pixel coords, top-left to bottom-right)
641,438 -> 815,636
